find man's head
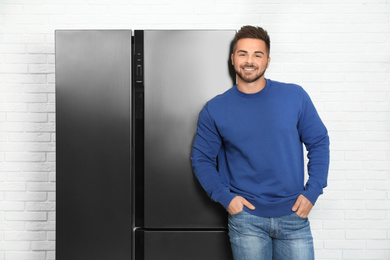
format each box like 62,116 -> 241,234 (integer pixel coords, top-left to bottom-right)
231,26 -> 271,85
232,26 -> 270,57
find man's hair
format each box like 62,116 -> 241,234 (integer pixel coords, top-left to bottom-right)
233,25 -> 270,56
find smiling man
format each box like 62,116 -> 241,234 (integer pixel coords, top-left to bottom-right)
191,26 -> 330,260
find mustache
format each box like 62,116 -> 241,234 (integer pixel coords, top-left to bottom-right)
241,64 -> 257,68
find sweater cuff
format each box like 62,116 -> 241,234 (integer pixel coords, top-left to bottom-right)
217,191 -> 237,210
302,186 -> 322,205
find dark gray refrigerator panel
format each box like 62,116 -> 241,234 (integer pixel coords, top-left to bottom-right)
136,230 -> 233,260
55,30 -> 132,260
140,30 -> 235,228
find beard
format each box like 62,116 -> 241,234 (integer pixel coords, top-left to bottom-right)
235,65 -> 267,84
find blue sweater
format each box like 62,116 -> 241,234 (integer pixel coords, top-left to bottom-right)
191,79 -> 330,218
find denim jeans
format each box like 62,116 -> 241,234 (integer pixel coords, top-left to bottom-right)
228,210 -> 314,260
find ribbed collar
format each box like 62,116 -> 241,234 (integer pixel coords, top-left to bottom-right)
233,78 -> 271,99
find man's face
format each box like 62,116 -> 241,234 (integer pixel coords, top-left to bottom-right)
231,38 -> 270,84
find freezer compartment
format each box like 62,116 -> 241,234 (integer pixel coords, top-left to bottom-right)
135,230 -> 233,260
56,30 -> 132,260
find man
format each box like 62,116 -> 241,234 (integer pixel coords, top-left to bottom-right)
191,25 -> 329,260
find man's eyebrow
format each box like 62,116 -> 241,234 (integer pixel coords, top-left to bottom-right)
237,50 -> 265,55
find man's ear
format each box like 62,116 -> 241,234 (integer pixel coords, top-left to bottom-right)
231,53 -> 234,66
267,56 -> 271,68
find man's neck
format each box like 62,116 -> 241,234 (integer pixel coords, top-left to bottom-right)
236,77 -> 267,94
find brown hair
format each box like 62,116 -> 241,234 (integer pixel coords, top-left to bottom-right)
233,25 -> 270,56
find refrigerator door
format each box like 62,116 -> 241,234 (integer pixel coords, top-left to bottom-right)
140,30 -> 235,228
56,30 -> 132,260
136,230 -> 233,260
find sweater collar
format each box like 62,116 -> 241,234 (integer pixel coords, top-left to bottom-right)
233,78 -> 271,99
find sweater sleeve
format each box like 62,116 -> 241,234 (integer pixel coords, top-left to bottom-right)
191,104 -> 236,210
298,89 -> 330,205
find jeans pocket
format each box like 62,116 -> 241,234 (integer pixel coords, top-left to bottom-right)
230,209 -> 244,216
294,212 -> 308,220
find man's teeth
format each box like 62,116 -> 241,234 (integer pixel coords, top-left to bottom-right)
244,68 -> 255,71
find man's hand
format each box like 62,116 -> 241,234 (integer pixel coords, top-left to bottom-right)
228,196 -> 255,215
292,194 -> 313,218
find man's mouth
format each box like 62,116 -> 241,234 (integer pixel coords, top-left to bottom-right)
243,67 -> 256,71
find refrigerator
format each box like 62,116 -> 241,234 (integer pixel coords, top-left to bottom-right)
55,30 -> 235,260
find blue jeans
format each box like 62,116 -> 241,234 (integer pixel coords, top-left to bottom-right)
228,210 -> 314,260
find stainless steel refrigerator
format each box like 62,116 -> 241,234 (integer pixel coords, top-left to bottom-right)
56,30 -> 235,260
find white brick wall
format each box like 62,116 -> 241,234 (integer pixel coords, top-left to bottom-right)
0,0 -> 389,259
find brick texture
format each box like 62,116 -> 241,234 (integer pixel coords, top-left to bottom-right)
1,0 -> 389,259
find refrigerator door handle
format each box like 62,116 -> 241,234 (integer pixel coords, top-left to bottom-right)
132,30 -> 145,229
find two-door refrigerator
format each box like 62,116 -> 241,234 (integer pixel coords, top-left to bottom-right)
56,30 -> 235,260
